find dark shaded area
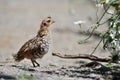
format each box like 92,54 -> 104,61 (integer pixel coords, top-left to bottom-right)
75,60 -> 87,64
0,64 -> 4,66
0,74 -> 16,80
11,65 -> 36,72
41,62 -> 120,80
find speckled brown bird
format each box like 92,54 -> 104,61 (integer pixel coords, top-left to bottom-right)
13,16 -> 55,67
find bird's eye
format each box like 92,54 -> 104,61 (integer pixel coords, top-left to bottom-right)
43,23 -> 47,26
47,20 -> 51,23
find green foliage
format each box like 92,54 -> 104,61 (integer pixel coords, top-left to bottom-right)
78,0 -> 120,63
106,62 -> 112,67
110,50 -> 120,62
103,13 -> 120,51
101,0 -> 120,62
16,74 -> 34,80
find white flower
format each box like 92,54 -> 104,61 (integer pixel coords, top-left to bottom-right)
96,4 -> 103,8
118,30 -> 120,34
118,61 -> 120,64
111,39 -> 117,45
106,0 -> 109,3
110,30 -> 116,39
96,0 -> 110,8
107,9 -> 114,14
74,20 -> 86,25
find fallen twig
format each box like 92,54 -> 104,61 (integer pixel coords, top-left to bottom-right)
52,52 -> 115,63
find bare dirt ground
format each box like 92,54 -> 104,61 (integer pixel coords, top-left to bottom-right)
0,0 -> 120,80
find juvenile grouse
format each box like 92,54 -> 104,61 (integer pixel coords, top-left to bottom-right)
13,16 -> 55,67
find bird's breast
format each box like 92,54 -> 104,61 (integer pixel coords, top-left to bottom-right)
39,41 -> 49,54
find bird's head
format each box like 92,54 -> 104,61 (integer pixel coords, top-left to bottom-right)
41,16 -> 55,27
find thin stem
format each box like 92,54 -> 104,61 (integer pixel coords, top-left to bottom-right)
96,0 -> 99,21
100,12 -> 120,25
99,19 -> 109,25
84,27 -> 96,41
103,5 -> 113,15
91,32 -> 107,55
83,5 -> 110,41
97,5 -> 110,23
90,38 -> 103,55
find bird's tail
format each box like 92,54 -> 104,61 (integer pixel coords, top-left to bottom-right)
12,53 -> 24,62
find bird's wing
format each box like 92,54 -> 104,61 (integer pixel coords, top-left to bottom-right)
17,37 -> 42,55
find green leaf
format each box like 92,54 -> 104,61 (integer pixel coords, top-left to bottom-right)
106,62 -> 113,67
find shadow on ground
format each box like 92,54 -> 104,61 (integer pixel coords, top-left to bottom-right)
11,65 -> 36,72
41,62 -> 120,80
0,74 -> 16,80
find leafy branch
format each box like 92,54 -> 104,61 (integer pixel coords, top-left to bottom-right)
86,0 -> 120,62
53,0 -> 120,64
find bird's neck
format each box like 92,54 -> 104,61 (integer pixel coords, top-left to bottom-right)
37,26 -> 49,37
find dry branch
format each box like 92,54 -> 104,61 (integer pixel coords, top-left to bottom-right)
52,52 -> 115,63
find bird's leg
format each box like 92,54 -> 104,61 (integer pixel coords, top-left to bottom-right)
31,59 -> 40,67
34,60 -> 40,67
31,59 -> 36,67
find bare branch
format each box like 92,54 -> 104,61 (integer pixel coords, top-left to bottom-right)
52,52 -> 115,63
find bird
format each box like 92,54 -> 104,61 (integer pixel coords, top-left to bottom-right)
13,16 -> 55,67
